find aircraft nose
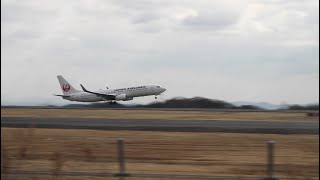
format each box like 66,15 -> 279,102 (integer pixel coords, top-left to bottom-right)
161,88 -> 166,92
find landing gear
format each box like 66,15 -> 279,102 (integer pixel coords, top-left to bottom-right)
155,96 -> 157,99
109,101 -> 117,105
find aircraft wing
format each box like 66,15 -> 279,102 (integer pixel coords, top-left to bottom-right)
53,94 -> 71,98
80,84 -> 116,100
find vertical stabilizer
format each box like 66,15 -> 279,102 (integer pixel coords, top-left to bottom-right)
57,75 -> 81,95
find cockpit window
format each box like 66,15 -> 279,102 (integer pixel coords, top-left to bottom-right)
157,86 -> 160,88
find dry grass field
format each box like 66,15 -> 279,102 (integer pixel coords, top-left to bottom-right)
1,108 -> 318,121
1,128 -> 319,179
1,108 -> 319,179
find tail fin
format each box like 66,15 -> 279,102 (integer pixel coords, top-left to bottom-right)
57,75 -> 81,95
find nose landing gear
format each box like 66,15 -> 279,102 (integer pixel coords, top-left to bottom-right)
109,101 -> 117,105
155,96 -> 157,99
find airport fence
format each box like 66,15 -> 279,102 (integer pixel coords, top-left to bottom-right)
2,138 -> 311,180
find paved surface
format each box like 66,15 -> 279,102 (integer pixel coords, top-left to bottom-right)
1,117 -> 318,134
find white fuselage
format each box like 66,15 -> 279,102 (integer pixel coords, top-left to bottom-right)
64,85 -> 166,102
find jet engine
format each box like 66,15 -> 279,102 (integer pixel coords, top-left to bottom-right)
115,94 -> 132,101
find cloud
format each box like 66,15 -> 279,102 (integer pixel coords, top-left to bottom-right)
182,12 -> 238,29
1,0 -> 319,105
109,0 -> 247,32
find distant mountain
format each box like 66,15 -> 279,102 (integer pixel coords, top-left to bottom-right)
232,101 -> 319,110
62,97 -> 249,109
305,102 -> 320,106
287,104 -> 319,110
6,97 -> 316,110
140,97 -> 236,109
231,101 -> 287,110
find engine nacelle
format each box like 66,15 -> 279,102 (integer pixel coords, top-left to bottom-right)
123,97 -> 133,101
115,94 -> 128,101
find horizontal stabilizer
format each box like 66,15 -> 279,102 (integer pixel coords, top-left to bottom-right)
53,94 -> 71,98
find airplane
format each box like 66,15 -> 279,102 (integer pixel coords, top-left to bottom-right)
54,75 -> 166,104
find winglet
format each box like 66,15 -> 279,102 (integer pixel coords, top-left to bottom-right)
80,84 -> 88,92
80,84 -> 98,94
79,84 -> 115,100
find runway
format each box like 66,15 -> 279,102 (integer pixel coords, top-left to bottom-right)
1,117 -> 318,134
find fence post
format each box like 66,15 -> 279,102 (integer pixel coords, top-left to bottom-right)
53,152 -> 63,179
1,146 -> 10,179
265,140 -> 278,180
115,139 -> 129,180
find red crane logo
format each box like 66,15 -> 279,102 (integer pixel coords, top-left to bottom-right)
63,84 -> 71,92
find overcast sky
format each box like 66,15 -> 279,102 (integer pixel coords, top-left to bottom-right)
1,0 -> 319,106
